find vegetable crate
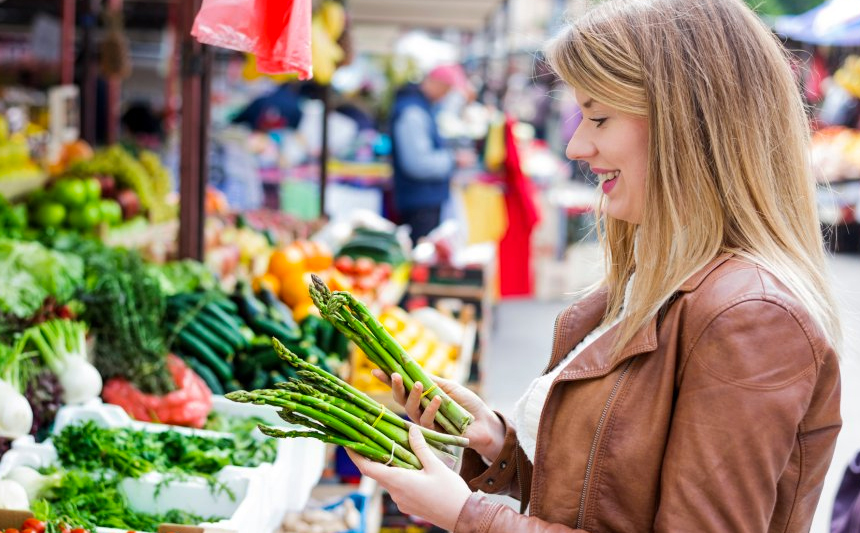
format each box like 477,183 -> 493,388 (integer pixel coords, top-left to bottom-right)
0,398 -> 326,533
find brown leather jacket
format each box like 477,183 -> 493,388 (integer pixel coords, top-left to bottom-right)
455,254 -> 841,533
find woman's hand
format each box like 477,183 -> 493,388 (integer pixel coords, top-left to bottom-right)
347,425 -> 472,531
372,369 -> 506,459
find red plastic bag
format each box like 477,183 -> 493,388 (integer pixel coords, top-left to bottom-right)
102,354 -> 213,428
191,0 -> 312,78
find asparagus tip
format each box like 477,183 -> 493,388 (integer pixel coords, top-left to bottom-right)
257,424 -> 290,439
225,390 -> 250,403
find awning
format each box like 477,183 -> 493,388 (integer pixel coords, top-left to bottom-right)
348,0 -> 501,32
774,0 -> 860,46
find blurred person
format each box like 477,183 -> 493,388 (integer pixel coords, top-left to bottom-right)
121,101 -> 164,151
390,64 -> 475,243
347,0 -> 843,531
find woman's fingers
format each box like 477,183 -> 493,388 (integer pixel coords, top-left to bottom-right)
371,368 -> 392,386
390,373 -> 408,406
419,395 -> 442,428
405,381 -> 424,421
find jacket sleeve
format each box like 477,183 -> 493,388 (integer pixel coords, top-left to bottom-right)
654,298 -> 827,532
458,412 -> 531,501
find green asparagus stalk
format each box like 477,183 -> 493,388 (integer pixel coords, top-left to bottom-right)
228,389 -> 421,468
310,287 -> 395,374
257,425 -> 416,469
311,275 -> 473,435
265,388 -> 421,468
287,368 -> 469,449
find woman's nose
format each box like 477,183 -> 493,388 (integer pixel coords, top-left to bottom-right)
566,125 -> 596,161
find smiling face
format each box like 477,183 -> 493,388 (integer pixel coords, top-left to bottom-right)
566,90 -> 650,225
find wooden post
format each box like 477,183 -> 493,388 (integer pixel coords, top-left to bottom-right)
320,83 -> 330,219
60,0 -> 76,85
178,0 -> 211,260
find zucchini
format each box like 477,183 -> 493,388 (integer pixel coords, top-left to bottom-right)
202,302 -> 244,330
252,316 -> 303,342
316,320 -> 335,353
183,320 -> 234,358
257,287 -> 301,336
232,282 -> 267,324
195,311 -> 247,350
182,355 -> 225,395
251,368 -> 269,390
175,329 -> 234,382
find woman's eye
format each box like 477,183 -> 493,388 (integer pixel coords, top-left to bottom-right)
589,118 -> 608,127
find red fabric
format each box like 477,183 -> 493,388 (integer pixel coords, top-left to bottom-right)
498,117 -> 541,297
192,0 -> 312,78
102,354 -> 213,428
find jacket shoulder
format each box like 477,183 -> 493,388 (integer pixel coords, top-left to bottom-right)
677,258 -> 832,372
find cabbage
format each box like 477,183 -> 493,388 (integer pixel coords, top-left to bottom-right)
0,239 -> 84,319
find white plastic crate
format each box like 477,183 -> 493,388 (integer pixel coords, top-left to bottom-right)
0,398 -> 325,533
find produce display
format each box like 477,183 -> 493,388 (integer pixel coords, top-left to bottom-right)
352,306 -> 462,394
835,55 -> 860,99
811,126 -> 860,183
66,145 -> 175,224
227,337 -> 468,469
52,420 -> 277,480
0,116 -> 42,183
0,410 -> 278,532
281,496 -> 361,533
309,276 -> 473,435
163,284 -> 350,396
27,176 -> 123,233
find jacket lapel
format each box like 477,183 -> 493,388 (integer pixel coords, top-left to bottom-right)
545,288 -> 609,374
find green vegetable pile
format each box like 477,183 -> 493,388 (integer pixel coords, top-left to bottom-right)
53,420 -> 278,480
0,239 -> 83,321
31,470 -> 223,533
65,238 -> 173,394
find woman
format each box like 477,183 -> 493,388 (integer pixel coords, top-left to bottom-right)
347,0 -> 843,531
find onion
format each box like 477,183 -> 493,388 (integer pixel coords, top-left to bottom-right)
0,378 -> 33,439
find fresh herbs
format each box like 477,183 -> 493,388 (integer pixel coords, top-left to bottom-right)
31,470 -> 223,533
53,420 -> 277,479
70,239 -> 173,394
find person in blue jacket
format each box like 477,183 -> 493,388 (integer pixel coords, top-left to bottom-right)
390,65 -> 474,243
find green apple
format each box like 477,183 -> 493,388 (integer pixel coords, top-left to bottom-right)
33,202 -> 67,228
83,177 -> 102,203
98,199 -> 122,226
53,179 -> 88,208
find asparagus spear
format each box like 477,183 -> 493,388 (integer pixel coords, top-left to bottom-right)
286,366 -> 468,449
311,275 -> 473,435
228,389 -> 421,468
257,424 -> 416,469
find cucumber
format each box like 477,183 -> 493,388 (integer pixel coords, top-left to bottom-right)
301,315 -> 323,343
176,329 -> 234,382
252,316 -> 303,342
251,368 -> 269,390
183,320 -> 234,358
195,311 -> 247,350
316,320 -> 335,353
182,355 -> 225,395
211,296 -> 239,314
257,287 -> 301,336
202,302 -> 245,330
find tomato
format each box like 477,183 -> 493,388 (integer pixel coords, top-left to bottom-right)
70,528 -> 88,533
6,528 -> 21,533
354,256 -> 376,276
22,519 -> 45,533
22,528 -> 36,533
334,255 -> 355,274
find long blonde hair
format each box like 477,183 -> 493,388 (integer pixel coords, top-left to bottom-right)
546,0 -> 841,353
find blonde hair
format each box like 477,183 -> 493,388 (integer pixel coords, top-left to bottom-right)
546,0 -> 842,354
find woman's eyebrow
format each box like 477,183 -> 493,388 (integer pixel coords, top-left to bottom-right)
581,98 -> 594,109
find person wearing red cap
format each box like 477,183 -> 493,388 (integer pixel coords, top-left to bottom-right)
389,64 -> 475,243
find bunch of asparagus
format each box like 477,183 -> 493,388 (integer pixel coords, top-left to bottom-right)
226,338 -> 469,469
308,274 -> 473,435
